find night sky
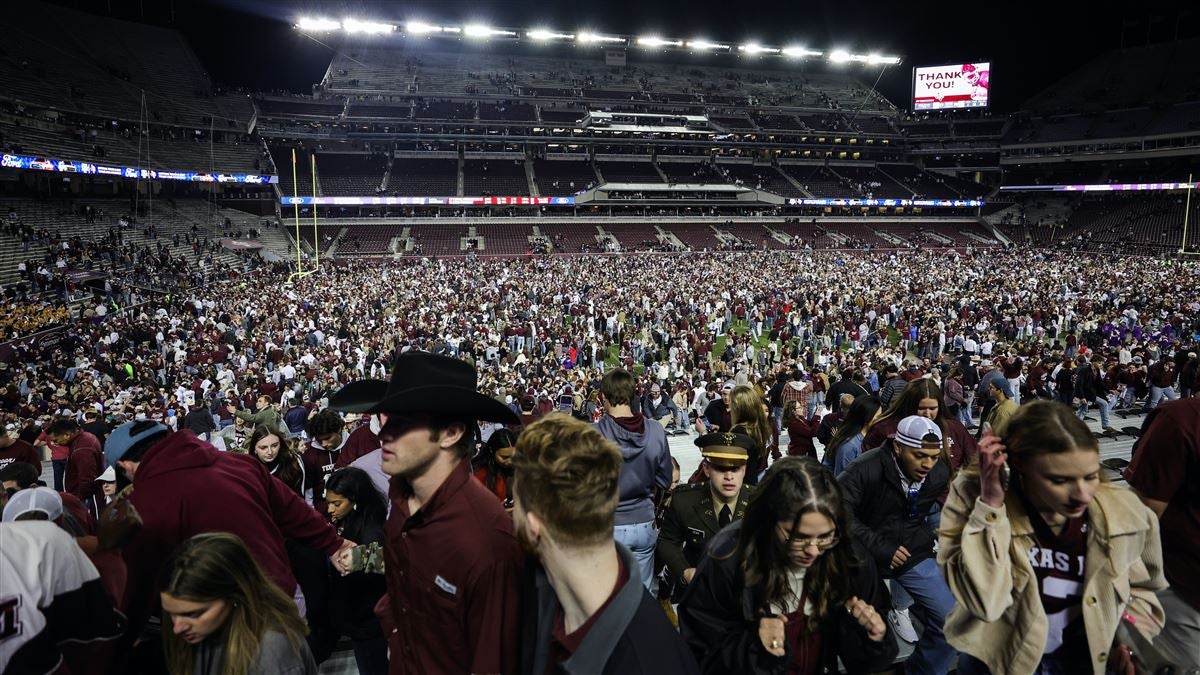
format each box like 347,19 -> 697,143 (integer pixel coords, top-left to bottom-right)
32,0 -> 1199,112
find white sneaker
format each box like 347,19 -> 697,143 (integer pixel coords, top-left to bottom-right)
889,608 -> 919,643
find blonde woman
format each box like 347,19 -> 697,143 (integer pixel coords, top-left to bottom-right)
729,384 -> 772,484
938,401 -> 1165,675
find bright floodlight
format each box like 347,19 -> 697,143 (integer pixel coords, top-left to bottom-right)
782,46 -> 822,58
637,36 -> 682,47
687,40 -> 730,51
739,43 -> 780,55
830,49 -> 853,63
297,17 -> 340,31
406,21 -> 442,34
867,53 -> 902,65
342,18 -> 395,34
464,24 -> 516,38
578,32 -> 625,44
528,29 -> 574,41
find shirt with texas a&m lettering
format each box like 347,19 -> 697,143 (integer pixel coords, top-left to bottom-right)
1026,505 -> 1089,658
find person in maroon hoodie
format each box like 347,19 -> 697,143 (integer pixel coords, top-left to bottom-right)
303,409 -> 349,510
44,417 -> 104,508
103,420 -> 353,664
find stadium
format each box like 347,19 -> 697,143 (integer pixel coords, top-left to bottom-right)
1,1 -> 1198,674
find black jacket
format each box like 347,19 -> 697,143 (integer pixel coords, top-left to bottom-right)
520,543 -> 700,675
1074,363 -> 1103,400
877,376 -> 908,408
678,523 -> 897,675
836,443 -> 949,576
329,518 -> 386,641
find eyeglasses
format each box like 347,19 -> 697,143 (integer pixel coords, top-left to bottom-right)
778,524 -> 840,550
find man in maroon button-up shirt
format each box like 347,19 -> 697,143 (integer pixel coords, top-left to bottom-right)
333,352 -> 523,675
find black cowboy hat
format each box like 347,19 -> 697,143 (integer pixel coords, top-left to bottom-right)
329,351 -> 519,424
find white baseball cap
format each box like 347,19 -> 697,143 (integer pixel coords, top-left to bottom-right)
2,486 -> 64,523
894,415 -> 944,449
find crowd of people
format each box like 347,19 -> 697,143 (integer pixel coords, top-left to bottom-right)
1,245 -> 1198,675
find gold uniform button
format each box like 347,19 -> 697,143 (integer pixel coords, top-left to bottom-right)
1086,596 -> 1097,606
1097,652 -> 1107,662
985,513 -> 996,522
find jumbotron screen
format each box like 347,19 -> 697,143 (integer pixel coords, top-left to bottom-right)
912,62 -> 990,111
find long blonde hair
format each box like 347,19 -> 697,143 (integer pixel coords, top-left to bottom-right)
729,384 -> 771,451
159,533 -> 309,675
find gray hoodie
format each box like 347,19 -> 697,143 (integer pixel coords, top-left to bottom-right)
594,415 -> 673,526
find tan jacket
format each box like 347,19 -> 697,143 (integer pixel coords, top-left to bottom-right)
938,476 -> 1166,675
986,398 -> 1019,436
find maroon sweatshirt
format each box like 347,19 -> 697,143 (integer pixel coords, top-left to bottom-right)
123,431 -> 342,629
64,431 -> 104,505
0,438 -> 40,474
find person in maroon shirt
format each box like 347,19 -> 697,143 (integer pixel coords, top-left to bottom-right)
1125,398 -> 1200,668
513,414 -> 699,674
783,400 -> 821,459
44,417 -> 104,507
104,420 -> 351,665
33,426 -> 71,491
302,409 -> 349,511
0,422 -> 40,474
332,352 -> 524,675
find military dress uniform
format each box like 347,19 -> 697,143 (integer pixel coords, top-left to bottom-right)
657,431 -> 756,602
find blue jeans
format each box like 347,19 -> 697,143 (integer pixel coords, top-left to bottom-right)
52,459 -> 67,492
808,391 -> 825,418
959,395 -> 975,428
894,558 -> 957,675
1077,396 -> 1111,428
1148,385 -> 1177,409
614,521 -> 658,592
